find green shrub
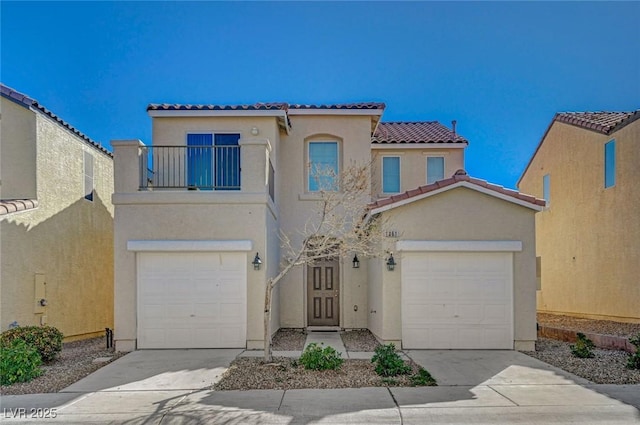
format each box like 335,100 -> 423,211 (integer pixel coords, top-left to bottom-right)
570,332 -> 595,359
627,333 -> 640,370
0,326 -> 63,362
299,343 -> 344,371
410,367 -> 437,386
371,343 -> 411,377
0,339 -> 43,385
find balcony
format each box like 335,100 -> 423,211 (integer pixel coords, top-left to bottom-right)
139,145 -> 240,190
112,139 -> 275,210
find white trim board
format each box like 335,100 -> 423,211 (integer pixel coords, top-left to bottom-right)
127,240 -> 253,252
396,240 -> 523,252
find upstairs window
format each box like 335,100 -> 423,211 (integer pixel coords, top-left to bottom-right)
543,174 -> 550,204
382,156 -> 400,193
308,141 -> 338,191
84,151 -> 94,201
604,140 -> 615,188
186,133 -> 240,190
426,156 -> 445,184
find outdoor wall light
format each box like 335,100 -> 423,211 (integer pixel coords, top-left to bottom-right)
252,253 -> 262,270
352,254 -> 360,269
386,253 -> 396,271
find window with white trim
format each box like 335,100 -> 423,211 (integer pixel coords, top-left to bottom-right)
84,151 -> 94,201
382,156 -> 400,193
604,140 -> 615,188
308,141 -> 339,191
426,156 -> 444,184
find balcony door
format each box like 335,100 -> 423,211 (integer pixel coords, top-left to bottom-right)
187,133 -> 240,190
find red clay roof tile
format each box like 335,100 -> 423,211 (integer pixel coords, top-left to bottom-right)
0,199 -> 38,216
146,102 -> 385,112
372,121 -> 468,144
555,111 -> 640,135
369,171 -> 545,210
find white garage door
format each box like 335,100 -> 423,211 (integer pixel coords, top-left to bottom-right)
402,251 -> 513,349
137,252 -> 246,349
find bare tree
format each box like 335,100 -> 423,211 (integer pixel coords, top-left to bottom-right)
263,161 -> 386,361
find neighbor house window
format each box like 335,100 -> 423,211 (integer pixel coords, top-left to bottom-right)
382,156 -> 400,193
604,140 -> 615,188
83,151 -> 94,201
426,156 -> 444,184
543,174 -> 550,204
187,133 -> 240,190
308,141 -> 338,191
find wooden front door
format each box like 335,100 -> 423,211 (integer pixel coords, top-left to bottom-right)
307,258 -> 340,326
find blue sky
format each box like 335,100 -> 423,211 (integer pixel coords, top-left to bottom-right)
2,1 -> 638,189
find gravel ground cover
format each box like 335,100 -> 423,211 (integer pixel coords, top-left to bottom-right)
341,329 -> 381,352
0,337 -> 123,395
213,357 -> 428,391
272,329 -> 306,351
524,338 -> 640,384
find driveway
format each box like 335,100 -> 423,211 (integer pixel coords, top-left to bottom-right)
1,349 -> 638,424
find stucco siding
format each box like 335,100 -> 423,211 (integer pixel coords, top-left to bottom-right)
0,98 -> 37,200
1,109 -> 114,339
371,148 -> 464,197
380,187 -> 538,347
277,115 -> 372,329
113,202 -> 269,350
519,121 -> 640,322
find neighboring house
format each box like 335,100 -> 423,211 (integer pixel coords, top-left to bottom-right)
518,111 -> 640,324
112,102 -> 543,352
0,83 -> 115,340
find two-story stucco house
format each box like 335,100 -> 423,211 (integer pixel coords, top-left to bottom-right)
518,111 -> 640,324
112,102 -> 544,352
0,83 -> 115,340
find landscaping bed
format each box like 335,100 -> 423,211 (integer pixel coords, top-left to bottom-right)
0,337 -> 122,395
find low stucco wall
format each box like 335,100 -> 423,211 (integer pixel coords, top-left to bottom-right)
377,187 -> 538,350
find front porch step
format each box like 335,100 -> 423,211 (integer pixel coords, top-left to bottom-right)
306,326 -> 341,332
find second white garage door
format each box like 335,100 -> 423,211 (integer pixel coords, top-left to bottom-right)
402,251 -> 513,349
137,252 -> 246,349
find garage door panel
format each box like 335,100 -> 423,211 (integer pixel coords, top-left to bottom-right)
137,252 -> 247,349
402,251 -> 513,349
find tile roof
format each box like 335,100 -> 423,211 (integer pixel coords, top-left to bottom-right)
369,169 -> 545,211
372,121 -> 468,144
517,109 -> 639,187
147,102 -> 385,111
0,199 -> 38,216
0,84 -> 112,157
555,111 -> 640,135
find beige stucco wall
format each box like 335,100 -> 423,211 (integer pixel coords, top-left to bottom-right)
113,115 -> 283,351
0,98 -> 37,199
277,115 -> 373,329
371,148 -> 465,197
519,121 -> 640,323
1,105 -> 114,340
376,187 -> 538,350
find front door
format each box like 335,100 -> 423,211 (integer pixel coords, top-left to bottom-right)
307,258 -> 340,326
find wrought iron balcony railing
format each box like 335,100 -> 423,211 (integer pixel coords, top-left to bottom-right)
140,145 -> 240,190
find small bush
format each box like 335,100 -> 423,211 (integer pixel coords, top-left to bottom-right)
0,325 -> 63,362
410,367 -> 437,386
570,332 -> 595,359
299,343 -> 344,371
627,333 -> 640,370
371,343 -> 411,377
0,339 -> 43,385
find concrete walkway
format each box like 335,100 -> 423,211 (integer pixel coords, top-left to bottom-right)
1,348 -> 638,424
